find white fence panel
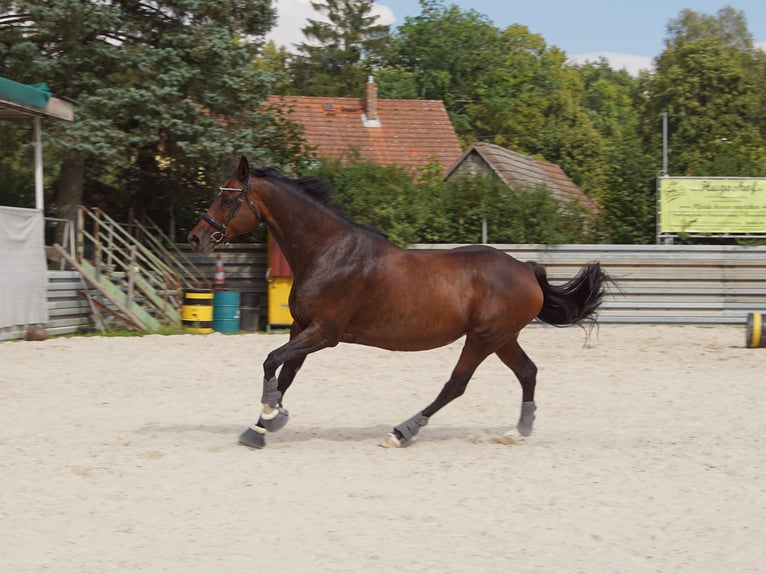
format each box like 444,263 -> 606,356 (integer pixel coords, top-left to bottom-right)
5,243 -> 761,341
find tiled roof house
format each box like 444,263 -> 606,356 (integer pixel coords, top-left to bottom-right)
446,142 -> 598,214
266,77 -> 463,173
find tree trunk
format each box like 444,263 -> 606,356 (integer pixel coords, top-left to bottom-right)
55,150 -> 85,246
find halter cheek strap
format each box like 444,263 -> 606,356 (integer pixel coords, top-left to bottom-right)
201,173 -> 260,244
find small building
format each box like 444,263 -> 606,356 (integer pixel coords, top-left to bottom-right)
266,77 -> 463,174
0,77 -> 75,341
445,142 -> 598,214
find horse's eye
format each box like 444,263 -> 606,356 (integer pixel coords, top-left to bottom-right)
221,195 -> 234,208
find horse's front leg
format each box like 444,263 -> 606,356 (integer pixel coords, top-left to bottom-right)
239,325 -> 333,449
237,356 -> 295,449
254,353 -> 307,433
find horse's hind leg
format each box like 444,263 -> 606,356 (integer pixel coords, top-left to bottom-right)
495,339 -> 538,436
383,336 -> 491,447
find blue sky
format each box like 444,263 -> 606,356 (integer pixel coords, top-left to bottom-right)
266,0 -> 766,75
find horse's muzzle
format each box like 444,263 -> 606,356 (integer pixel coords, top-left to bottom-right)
187,227 -> 216,255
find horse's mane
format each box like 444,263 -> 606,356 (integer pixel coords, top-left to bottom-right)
251,166 -> 334,204
251,166 -> 388,238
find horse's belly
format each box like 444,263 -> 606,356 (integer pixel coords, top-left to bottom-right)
342,304 -> 467,351
334,248 -> 541,351
343,329 -> 463,352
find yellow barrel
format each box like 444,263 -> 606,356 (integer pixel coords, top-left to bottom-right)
182,289 -> 213,334
746,312 -> 764,348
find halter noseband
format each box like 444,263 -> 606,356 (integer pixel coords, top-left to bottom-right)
201,172 -> 261,244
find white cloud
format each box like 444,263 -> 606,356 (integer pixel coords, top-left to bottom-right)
373,3 -> 396,26
567,52 -> 654,76
265,0 -> 396,51
264,0 -> 314,50
570,40 -> 766,75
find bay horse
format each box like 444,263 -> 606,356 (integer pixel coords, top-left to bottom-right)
188,156 -> 611,449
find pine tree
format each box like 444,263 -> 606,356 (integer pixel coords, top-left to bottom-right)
288,0 -> 390,96
0,0 -> 313,235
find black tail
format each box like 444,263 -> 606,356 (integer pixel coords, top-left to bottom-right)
528,261 -> 612,326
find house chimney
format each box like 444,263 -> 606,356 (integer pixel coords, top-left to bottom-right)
364,76 -> 379,123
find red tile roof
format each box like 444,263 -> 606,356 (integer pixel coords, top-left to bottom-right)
266,81 -> 462,173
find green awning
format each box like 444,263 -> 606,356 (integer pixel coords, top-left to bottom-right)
0,76 -> 74,121
0,77 -> 51,108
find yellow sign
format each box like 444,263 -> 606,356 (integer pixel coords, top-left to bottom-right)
658,177 -> 766,233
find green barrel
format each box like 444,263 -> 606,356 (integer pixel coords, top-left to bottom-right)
213,290 -> 240,333
182,289 -> 213,334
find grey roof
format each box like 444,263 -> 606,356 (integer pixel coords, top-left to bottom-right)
446,142 -> 598,213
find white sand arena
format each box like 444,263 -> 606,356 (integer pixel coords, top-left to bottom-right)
1,324 -> 764,573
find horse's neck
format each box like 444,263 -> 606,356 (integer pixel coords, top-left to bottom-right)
261,182 -> 351,274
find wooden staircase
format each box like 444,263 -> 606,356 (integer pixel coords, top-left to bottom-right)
52,206 -> 209,333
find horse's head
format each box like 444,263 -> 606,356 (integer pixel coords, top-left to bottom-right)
188,156 -> 262,254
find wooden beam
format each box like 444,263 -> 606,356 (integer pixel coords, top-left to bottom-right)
77,291 -> 142,332
52,243 -> 148,331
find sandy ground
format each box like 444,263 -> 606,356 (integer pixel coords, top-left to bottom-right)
1,324 -> 764,573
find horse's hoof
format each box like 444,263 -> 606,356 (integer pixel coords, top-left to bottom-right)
503,428 -> 524,442
258,407 -> 289,432
239,426 -> 266,449
380,433 -> 403,448
516,424 -> 533,437
517,401 -> 536,437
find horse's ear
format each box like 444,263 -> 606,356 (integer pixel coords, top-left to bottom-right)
236,156 -> 250,180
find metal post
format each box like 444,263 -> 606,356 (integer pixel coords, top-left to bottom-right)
34,116 -> 44,211
662,112 -> 668,176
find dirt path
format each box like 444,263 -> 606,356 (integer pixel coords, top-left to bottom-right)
1,324 -> 763,573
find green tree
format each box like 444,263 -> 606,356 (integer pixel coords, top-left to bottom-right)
0,0 -> 313,237
465,24 -> 564,150
576,60 -> 656,243
645,6 -> 766,177
254,40 -> 293,95
307,156 -> 593,245
441,175 -> 592,244
288,0 -> 390,96
411,159 -> 455,242
383,0 -> 502,142
307,156 -> 421,246
385,5 -> 606,237
0,124 -> 41,208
